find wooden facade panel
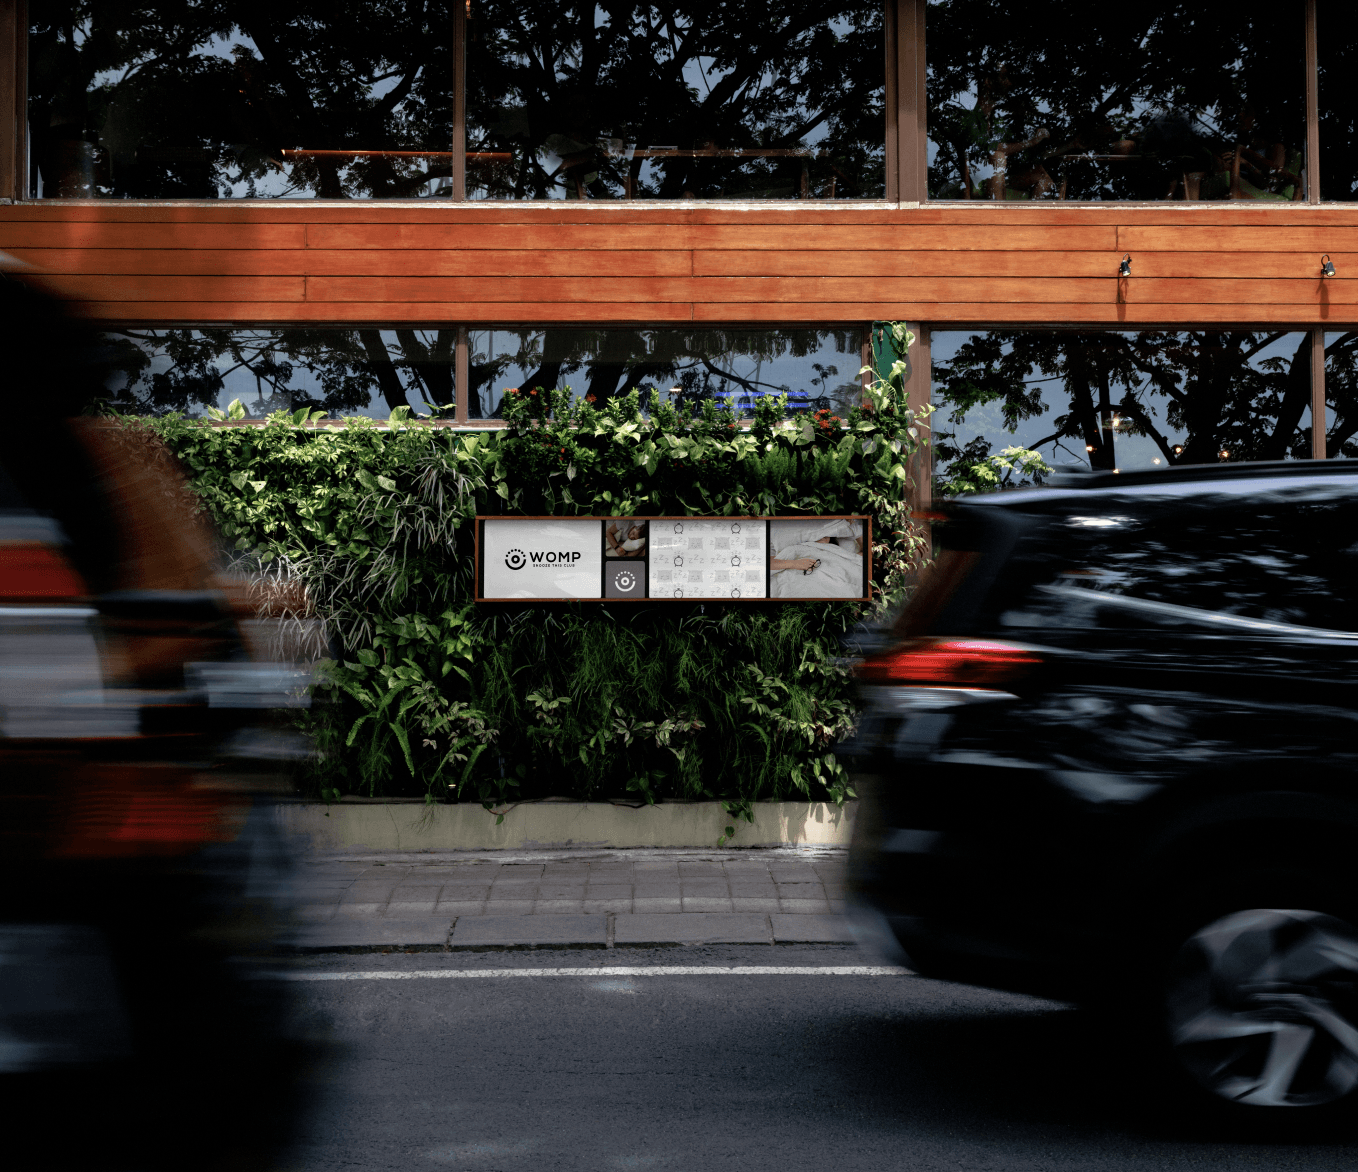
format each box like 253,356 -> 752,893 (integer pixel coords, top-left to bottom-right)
14,244 -> 1351,287
691,250 -> 1358,279
0,221 -> 306,249
60,301 -> 1358,329
304,222 -> 1118,252
305,275 -> 1115,304
34,275 -> 305,302
6,247 -> 694,278
2,202 -> 1355,326
2,202 -> 909,226
300,249 -> 692,277
1125,278 -> 1354,304
695,303 -> 1358,326
69,302 -> 697,323
1119,226 -> 1358,252
910,207 -> 1358,227
12,202 -> 1358,228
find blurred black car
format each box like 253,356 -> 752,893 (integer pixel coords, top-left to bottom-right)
0,275 -> 311,1169
845,461 -> 1358,1118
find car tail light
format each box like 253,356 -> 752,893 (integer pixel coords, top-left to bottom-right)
855,637 -> 1041,688
0,543 -> 87,601
53,767 -> 247,859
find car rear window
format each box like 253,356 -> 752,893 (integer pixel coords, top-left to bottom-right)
989,494 -> 1358,636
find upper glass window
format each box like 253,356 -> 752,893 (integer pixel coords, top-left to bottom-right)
1317,0 -> 1356,201
926,1 -> 1307,202
27,1 -> 460,199
465,2 -> 885,201
470,328 -> 866,417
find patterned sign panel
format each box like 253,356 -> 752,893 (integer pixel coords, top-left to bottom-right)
475,516 -> 869,602
648,520 -> 766,600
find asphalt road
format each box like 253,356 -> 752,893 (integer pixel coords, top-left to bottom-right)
281,945 -> 1358,1172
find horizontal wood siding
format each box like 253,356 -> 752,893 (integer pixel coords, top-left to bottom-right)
2,203 -> 1355,326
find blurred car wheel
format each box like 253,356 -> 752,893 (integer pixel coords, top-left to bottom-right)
1164,908 -> 1358,1109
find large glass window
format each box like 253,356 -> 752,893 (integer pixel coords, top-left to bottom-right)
926,2 -> 1307,202
470,328 -> 866,417
930,330 -> 1315,484
25,1 -> 884,201
466,3 -> 884,201
95,325 -> 865,421
101,328 -> 455,416
1324,332 -> 1358,455
27,2 -> 461,199
1317,0 -> 1357,201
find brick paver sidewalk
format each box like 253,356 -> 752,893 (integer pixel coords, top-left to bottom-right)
291,849 -> 853,951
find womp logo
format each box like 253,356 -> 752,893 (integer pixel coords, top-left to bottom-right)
504,548 -> 527,570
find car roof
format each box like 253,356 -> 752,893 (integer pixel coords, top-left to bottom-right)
951,459 -> 1358,512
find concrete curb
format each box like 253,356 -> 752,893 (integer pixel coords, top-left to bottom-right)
290,912 -> 856,952
274,800 -> 856,853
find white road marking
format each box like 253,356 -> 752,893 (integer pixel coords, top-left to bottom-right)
286,965 -> 913,982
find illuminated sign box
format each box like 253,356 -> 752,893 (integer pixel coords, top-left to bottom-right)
475,516 -> 871,602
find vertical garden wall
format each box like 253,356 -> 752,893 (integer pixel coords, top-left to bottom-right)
128,325 -> 923,812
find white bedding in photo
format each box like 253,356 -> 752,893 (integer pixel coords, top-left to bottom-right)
770,536 -> 864,598
771,519 -> 859,546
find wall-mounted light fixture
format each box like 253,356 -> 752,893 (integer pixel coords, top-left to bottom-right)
1322,254 -> 1337,277
1118,254 -> 1132,277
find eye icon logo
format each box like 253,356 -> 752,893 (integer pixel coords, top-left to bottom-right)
614,570 -> 638,593
504,548 -> 527,571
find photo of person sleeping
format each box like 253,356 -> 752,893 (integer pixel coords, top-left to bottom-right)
606,519 -> 648,558
769,519 -> 865,598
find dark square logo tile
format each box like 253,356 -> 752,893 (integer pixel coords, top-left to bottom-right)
606,563 -> 646,598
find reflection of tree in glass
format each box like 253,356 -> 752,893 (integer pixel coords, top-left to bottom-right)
468,328 -> 862,417
932,331 -> 1318,477
467,2 -> 884,200
1324,333 -> 1358,457
102,328 -> 456,417
1317,0 -> 1357,202
927,1 -> 1305,201
27,1 -> 458,199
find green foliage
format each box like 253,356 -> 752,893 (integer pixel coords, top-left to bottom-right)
122,332 -> 926,812
937,441 -> 1052,497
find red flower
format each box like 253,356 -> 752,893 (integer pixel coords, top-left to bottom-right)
506,387 -> 519,395
585,394 -> 597,404
528,389 -> 537,396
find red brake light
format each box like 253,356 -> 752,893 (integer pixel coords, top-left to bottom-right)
0,542 -> 87,600
855,638 -> 1041,687
54,769 -> 247,859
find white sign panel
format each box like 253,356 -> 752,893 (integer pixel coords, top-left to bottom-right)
648,519 -> 767,599
481,519 -> 602,599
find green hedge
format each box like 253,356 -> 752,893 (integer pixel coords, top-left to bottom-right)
131,324 -> 925,817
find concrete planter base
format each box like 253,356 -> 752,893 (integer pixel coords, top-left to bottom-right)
273,799 -> 855,853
